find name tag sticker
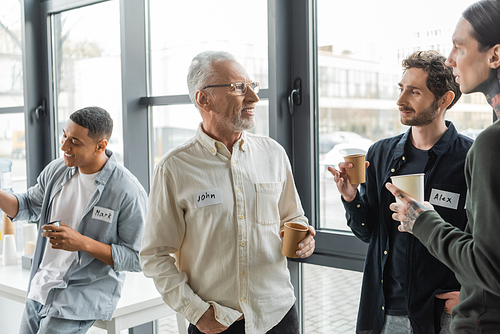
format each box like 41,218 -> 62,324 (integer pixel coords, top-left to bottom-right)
193,188 -> 223,208
429,189 -> 460,210
92,206 -> 114,223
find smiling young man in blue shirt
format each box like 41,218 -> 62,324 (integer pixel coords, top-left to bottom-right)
0,106 -> 147,334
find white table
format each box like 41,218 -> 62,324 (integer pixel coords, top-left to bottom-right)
0,256 -> 187,334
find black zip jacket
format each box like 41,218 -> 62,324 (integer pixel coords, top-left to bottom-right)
342,121 -> 473,334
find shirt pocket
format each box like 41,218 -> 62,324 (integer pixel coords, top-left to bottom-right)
255,182 -> 283,225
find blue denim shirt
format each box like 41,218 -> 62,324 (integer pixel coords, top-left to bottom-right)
13,150 -> 147,321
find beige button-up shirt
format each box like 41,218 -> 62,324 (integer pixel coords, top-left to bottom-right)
140,126 -> 308,334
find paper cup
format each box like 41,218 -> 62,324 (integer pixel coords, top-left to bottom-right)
23,223 -> 37,243
282,222 -> 309,258
390,173 -> 424,204
2,234 -> 17,266
24,240 -> 36,256
3,213 -> 15,236
344,154 -> 366,184
23,223 -> 38,256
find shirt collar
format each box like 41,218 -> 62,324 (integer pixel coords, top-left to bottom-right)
395,120 -> 457,157
428,120 -> 457,156
196,124 -> 247,155
93,150 -> 117,187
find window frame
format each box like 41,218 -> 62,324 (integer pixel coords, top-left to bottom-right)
283,0 -> 368,273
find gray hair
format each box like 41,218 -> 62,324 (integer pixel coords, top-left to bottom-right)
187,51 -> 237,108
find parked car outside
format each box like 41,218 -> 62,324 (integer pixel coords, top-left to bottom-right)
319,134 -> 373,181
319,131 -> 370,155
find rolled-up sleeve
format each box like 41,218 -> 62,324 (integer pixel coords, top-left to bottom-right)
13,166 -> 48,222
111,184 -> 147,272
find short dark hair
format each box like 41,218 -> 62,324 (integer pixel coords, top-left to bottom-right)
463,0 -> 500,52
69,106 -> 113,141
402,50 -> 462,110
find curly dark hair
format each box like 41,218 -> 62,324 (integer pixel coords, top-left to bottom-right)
402,50 -> 462,110
69,106 -> 113,141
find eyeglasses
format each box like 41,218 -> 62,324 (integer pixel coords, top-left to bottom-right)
202,82 -> 260,95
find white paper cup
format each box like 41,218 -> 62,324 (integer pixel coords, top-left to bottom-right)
24,240 -> 36,256
2,234 -> 17,266
23,223 -> 38,243
390,173 -> 424,204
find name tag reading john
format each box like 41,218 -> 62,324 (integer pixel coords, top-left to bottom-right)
429,188 -> 460,210
193,188 -> 223,208
92,206 -> 114,223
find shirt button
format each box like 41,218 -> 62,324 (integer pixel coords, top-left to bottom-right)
361,223 -> 365,226
102,181 -> 105,184
241,271 -> 245,276
240,242 -> 245,246
61,182 -> 64,186
233,161 -> 237,166
240,298 -> 245,302
381,279 -> 384,283
391,168 -> 395,173
237,188 -> 241,192
382,306 -> 385,311
402,156 -> 406,161
384,250 -> 388,255
357,204 -> 361,208
239,215 -> 244,219
212,148 -> 216,153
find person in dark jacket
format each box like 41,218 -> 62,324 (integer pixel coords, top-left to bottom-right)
387,1 -> 500,333
329,50 -> 473,334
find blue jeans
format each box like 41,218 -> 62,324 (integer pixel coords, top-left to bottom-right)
439,312 -> 452,334
19,298 -> 95,334
380,313 -> 451,334
188,304 -> 299,334
380,315 -> 413,334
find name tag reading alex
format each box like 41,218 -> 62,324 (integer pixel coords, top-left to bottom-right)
193,188 -> 223,208
429,189 -> 460,210
92,206 -> 114,223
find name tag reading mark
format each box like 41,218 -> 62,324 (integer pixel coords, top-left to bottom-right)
429,189 -> 460,210
194,188 -> 223,208
92,206 -> 114,223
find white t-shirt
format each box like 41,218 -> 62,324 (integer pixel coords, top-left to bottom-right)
28,169 -> 98,305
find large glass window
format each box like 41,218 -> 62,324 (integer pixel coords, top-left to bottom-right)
316,0 -> 489,232
0,0 -> 23,108
304,264 -> 362,333
148,0 -> 269,171
0,113 -> 26,192
52,0 -> 123,164
148,0 -> 268,96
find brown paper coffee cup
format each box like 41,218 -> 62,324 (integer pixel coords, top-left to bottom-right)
344,154 -> 366,184
282,222 -> 308,258
3,213 -> 15,236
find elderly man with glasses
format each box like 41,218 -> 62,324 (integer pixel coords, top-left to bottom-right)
140,51 -> 315,334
